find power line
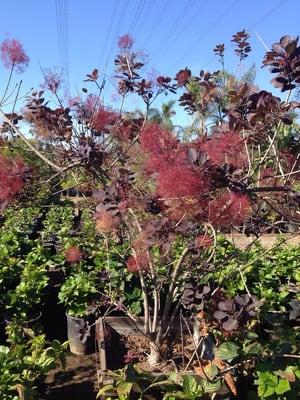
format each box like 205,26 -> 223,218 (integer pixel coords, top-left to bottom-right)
105,0 -> 129,68
152,0 -> 196,61
102,0 -> 130,100
100,0 -> 121,70
55,0 -> 63,67
248,0 -> 286,30
134,0 -> 158,38
62,0 -> 69,88
55,0 -> 69,88
128,0 -> 147,35
173,0 -> 238,68
186,0 -> 287,77
143,0 -> 175,47
153,0 -> 209,63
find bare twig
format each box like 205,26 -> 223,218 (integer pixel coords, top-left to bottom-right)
0,109 -> 62,172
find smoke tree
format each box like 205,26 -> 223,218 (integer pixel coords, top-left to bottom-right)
1,33 -> 300,366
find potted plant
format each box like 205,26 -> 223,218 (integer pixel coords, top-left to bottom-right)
58,271 -> 98,354
5,262 -> 48,327
0,333 -> 67,399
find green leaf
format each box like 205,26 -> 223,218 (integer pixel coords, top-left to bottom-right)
97,384 -> 115,396
0,346 -> 9,355
182,375 -> 201,398
216,342 -> 239,361
116,381 -> 133,397
263,386 -> 275,397
275,378 -> 290,395
202,379 -> 221,394
204,364 -> 219,380
163,392 -> 186,400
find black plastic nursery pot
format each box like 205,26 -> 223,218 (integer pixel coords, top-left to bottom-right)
4,310 -> 42,328
66,313 -> 95,355
0,313 -> 6,343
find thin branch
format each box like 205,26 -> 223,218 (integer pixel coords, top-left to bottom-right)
0,109 -> 62,172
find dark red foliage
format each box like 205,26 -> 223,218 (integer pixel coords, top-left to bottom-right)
208,191 -> 251,227
175,68 -> 191,86
0,156 -> 27,207
263,35 -> 300,92
214,43 -> 225,60
201,130 -> 247,168
65,246 -> 82,264
231,30 -> 251,61
0,38 -> 29,72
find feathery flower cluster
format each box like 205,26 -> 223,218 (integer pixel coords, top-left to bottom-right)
65,246 -> 82,264
208,191 -> 251,227
157,165 -> 203,199
126,252 -> 150,273
0,156 -> 27,207
42,67 -> 63,93
95,211 -> 118,233
140,123 -> 186,174
117,34 -> 134,50
0,38 -> 29,72
194,234 -> 213,249
202,130 -> 246,167
92,107 -> 119,134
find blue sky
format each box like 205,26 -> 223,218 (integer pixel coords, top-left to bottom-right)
0,0 -> 300,126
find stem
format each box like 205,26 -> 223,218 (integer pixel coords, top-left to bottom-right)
0,109 -> 62,172
0,65 -> 14,106
155,247 -> 189,347
127,208 -> 160,333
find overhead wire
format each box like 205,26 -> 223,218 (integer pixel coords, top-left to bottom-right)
153,0 -> 209,62
105,0 -> 129,69
62,0 -> 69,88
134,0 -> 158,39
143,0 -> 175,47
197,0 -> 287,73
128,0 -> 147,35
152,0 -> 196,61
55,0 -> 64,69
100,0 -> 121,71
248,0 -> 286,30
102,0 -> 129,100
173,0 -> 238,68
55,0 -> 69,88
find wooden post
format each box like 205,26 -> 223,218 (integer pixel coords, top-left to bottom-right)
95,317 -> 107,385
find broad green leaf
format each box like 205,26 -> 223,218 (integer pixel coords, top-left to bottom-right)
204,364 -> 219,380
182,375 -> 201,398
275,378 -> 290,395
0,346 -> 9,355
202,379 -> 221,394
216,342 -> 239,361
263,386 -> 275,397
116,381 -> 133,396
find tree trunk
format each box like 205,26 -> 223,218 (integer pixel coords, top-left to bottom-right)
148,340 -> 161,366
